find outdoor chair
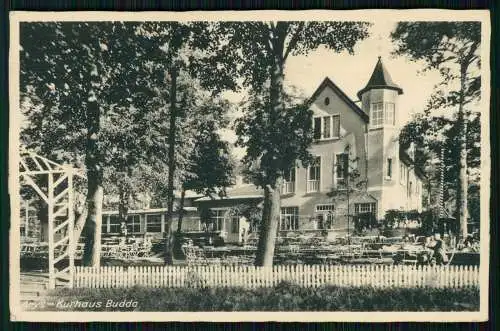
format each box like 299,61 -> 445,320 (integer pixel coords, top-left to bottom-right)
137,242 -> 153,257
182,245 -> 207,265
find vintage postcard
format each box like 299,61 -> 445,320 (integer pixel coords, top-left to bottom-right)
9,10 -> 491,322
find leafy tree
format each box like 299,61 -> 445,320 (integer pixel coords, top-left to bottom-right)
392,22 -> 481,238
327,144 -> 369,240
176,101 -> 236,232
20,22 -> 150,266
222,21 -> 371,265
136,22 -> 238,263
400,112 -> 480,214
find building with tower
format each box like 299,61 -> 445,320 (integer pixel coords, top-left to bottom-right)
358,56 -> 424,219
192,57 -> 426,242
95,57 -> 426,244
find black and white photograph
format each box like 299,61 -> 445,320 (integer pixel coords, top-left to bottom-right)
9,10 -> 490,322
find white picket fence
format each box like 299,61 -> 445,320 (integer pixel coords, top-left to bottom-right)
73,264 -> 479,289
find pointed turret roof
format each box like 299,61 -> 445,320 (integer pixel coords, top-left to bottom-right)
357,57 -> 403,99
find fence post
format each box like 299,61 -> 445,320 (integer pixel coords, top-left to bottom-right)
74,266 -> 78,288
339,265 -> 344,287
117,266 -> 121,288
101,266 -> 105,288
110,266 -> 113,288
332,265 -> 337,287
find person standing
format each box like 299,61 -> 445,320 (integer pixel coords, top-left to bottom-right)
427,233 -> 448,265
120,221 -> 128,245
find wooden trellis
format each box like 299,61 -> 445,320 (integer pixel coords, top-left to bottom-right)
19,150 -> 85,288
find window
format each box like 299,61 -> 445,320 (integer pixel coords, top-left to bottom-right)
387,158 -> 393,178
316,204 -> 334,212
101,217 -> 109,234
109,215 -> 120,233
307,156 -> 321,192
231,216 -> 239,233
385,103 -> 395,125
312,115 -> 340,140
400,163 -> 407,185
354,203 -> 376,215
323,116 -> 331,139
145,213 -> 162,233
335,153 -> 348,186
20,224 -> 26,237
282,167 -> 296,194
324,97 -> 330,105
127,215 -> 141,233
280,207 -> 299,231
210,209 -> 226,231
370,102 -> 384,127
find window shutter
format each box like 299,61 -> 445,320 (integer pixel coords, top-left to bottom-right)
313,117 -> 321,139
332,115 -> 340,137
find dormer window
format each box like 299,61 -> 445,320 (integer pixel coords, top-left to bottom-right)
312,115 -> 340,140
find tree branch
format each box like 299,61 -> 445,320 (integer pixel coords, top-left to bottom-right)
262,23 -> 274,54
283,22 -> 304,62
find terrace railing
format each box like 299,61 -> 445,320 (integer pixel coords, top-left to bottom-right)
281,181 -> 295,194
306,180 -> 320,193
74,264 -> 479,289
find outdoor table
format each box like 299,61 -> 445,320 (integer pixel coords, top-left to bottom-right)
203,246 -> 231,259
315,254 -> 341,265
229,246 -> 257,256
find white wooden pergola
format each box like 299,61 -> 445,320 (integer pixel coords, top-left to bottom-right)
19,149 -> 85,288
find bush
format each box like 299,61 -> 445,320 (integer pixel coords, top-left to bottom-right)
43,282 -> 479,312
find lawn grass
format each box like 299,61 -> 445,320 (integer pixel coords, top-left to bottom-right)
40,282 -> 479,312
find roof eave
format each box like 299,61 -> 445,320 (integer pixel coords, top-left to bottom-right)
309,77 -> 369,123
356,85 -> 404,100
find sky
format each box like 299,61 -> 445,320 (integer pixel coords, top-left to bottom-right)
220,21 -> 444,159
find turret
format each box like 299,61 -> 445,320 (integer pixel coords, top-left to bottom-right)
360,57 -> 406,218
358,56 -> 403,129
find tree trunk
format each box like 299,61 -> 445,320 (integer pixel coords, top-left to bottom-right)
254,30 -> 285,266
73,209 -> 87,248
164,67 -> 179,265
82,184 -> 104,266
82,85 -> 104,267
255,180 -> 282,266
177,187 -> 186,233
118,184 -> 130,230
457,64 -> 469,239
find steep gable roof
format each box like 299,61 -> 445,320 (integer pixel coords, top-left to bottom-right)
309,77 -> 369,123
357,57 -> 403,99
